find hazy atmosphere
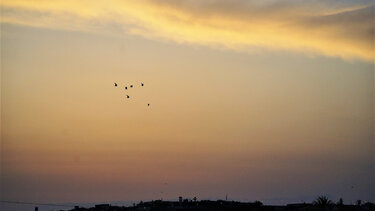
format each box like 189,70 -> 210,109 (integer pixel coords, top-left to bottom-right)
1,0 -> 374,208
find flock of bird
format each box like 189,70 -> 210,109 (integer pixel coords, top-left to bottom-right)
114,82 -> 150,106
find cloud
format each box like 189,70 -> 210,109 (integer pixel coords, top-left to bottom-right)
1,0 -> 374,61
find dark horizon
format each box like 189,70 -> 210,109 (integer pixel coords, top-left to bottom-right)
2,195 -> 374,211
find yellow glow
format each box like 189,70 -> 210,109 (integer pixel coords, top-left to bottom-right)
1,0 -> 374,61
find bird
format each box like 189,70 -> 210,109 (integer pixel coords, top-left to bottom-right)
125,86 -> 127,90
126,95 -> 130,99
141,83 -> 144,86
114,83 -> 117,87
130,85 -> 133,88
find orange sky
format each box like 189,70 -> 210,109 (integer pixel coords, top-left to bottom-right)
1,0 -> 374,206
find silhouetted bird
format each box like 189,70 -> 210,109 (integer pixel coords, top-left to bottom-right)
114,83 -> 117,87
130,85 -> 133,88
141,83 -> 144,86
126,95 -> 130,99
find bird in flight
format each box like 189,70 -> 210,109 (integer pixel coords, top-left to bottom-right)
113,82 -> 150,107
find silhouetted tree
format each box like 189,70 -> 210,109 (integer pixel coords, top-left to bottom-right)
356,200 -> 362,206
313,196 -> 333,208
254,201 -> 263,206
364,202 -> 375,209
193,197 -> 197,202
337,198 -> 344,206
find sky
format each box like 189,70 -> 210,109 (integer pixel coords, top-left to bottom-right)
1,0 -> 374,208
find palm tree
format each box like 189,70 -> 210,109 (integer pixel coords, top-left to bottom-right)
313,196 -> 334,208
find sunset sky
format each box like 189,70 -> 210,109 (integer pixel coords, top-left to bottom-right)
1,0 -> 374,207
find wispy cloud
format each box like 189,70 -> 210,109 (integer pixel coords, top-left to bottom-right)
1,0 -> 374,61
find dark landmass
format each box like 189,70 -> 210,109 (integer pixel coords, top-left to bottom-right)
68,199 -> 375,211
